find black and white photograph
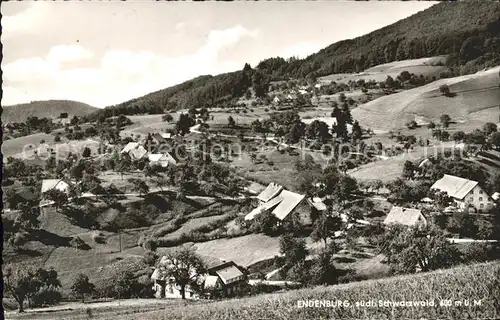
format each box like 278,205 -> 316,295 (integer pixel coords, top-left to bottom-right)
1,1 -> 500,319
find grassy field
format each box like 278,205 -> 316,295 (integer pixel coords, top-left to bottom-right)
349,141 -> 457,182
318,56 -> 448,85
12,261 -> 496,320
351,65 -> 500,130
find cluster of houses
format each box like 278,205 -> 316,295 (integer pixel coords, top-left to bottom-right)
120,133 -> 178,167
384,173 -> 497,227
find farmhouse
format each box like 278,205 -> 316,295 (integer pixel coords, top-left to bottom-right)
151,255 -> 245,300
148,152 -> 177,168
41,179 -> 71,195
431,174 -> 494,213
244,187 -> 311,225
383,206 -> 427,227
121,142 -> 148,160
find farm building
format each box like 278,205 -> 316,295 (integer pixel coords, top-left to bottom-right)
121,142 -> 148,160
256,182 -> 283,203
383,206 -> 427,227
431,174 -> 495,213
41,179 -> 72,195
244,187 -> 311,225
151,255 -> 246,300
492,192 -> 500,201
148,152 -> 177,168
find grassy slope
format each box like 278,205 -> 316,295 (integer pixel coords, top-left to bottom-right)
318,56 -> 448,84
1,100 -> 98,123
351,66 -> 500,130
63,261 -> 499,320
97,2 -> 500,114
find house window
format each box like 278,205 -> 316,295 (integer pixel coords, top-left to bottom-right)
479,190 -> 483,194
479,197 -> 483,201
469,197 -> 474,202
480,204 -> 484,208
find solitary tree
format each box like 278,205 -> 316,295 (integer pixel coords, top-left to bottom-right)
70,274 -> 95,303
4,264 -> 37,312
311,212 -> 343,248
162,113 -> 174,123
42,189 -> 69,212
227,116 -> 236,128
440,114 -> 451,128
156,247 -> 206,299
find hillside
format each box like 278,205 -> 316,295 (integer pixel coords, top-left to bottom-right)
126,262 -> 500,320
87,1 -> 500,117
11,261 -> 497,320
1,100 -> 98,123
351,65 -> 500,130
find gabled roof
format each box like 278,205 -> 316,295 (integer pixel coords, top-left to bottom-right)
244,195 -> 283,221
121,142 -> 139,153
160,132 -> 172,139
204,275 -> 221,289
383,206 -> 426,226
148,153 -> 165,162
151,254 -> 228,281
129,145 -> 148,160
41,179 -> 70,194
272,190 -> 306,221
431,174 -> 479,200
256,183 -> 283,203
215,265 -> 244,285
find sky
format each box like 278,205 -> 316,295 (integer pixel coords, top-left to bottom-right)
1,1 -> 436,108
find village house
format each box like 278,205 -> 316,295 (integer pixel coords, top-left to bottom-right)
244,183 -> 311,225
431,174 -> 495,213
147,152 -> 178,168
121,142 -> 148,160
151,255 -> 246,300
41,179 -> 72,195
383,206 -> 427,227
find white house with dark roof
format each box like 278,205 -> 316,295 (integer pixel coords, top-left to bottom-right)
431,174 -> 494,213
151,255 -> 246,300
148,152 -> 177,168
41,179 -> 71,195
383,206 -> 427,227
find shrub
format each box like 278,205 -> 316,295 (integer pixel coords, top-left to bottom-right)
91,231 -> 106,244
143,250 -> 159,266
70,237 -> 88,250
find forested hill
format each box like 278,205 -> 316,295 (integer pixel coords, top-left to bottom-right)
85,1 -> 500,120
2,100 -> 98,123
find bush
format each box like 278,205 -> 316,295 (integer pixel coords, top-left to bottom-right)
91,231 -> 106,244
70,236 -> 88,250
32,289 -> 62,307
143,250 -> 159,266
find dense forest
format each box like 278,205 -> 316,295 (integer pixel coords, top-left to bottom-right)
84,1 -> 500,121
